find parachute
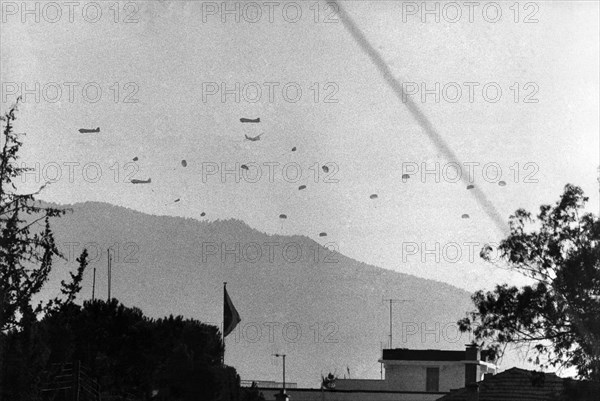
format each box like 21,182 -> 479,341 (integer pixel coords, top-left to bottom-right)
241,164 -> 249,170
322,165 -> 329,173
245,134 -> 263,141
200,212 -> 206,217
461,214 -> 470,219
181,160 -> 187,167
298,185 -> 306,190
402,174 -> 410,180
498,181 -> 506,187
370,194 -> 378,199
467,184 -> 475,190
279,214 -> 287,219
319,232 -> 327,237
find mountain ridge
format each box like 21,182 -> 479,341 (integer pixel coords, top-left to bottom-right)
38,199 -> 478,388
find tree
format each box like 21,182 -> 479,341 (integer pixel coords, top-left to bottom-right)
241,382 -> 266,401
321,372 -> 337,389
3,298 -> 238,400
0,99 -> 89,401
0,98 -> 67,332
458,184 -> 600,381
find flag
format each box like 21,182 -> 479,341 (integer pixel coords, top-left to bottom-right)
223,285 -> 241,337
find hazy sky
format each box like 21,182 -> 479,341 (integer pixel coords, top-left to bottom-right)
2,0 -> 599,291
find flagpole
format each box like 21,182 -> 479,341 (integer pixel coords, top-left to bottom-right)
223,281 -> 226,365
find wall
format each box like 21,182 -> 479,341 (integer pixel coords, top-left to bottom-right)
384,362 -> 467,392
335,379 -> 388,391
258,388 -> 446,401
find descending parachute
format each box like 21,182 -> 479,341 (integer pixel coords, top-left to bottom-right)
133,156 -> 139,162
241,164 -> 249,170
461,214 -> 470,219
322,165 -> 329,173
280,146 -> 297,156
402,174 -> 410,180
319,232 -> 327,237
370,194 -> 378,199
298,185 -> 306,190
245,134 -> 263,142
467,184 -> 475,190
278,214 -> 287,230
498,181 -> 506,187
200,212 -> 206,217
181,160 -> 187,167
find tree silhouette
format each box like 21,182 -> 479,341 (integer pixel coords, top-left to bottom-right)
3,298 -> 239,400
0,99 -> 94,401
0,98 -> 67,333
459,184 -> 600,380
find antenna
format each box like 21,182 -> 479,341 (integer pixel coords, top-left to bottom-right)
597,166 -> 600,216
107,249 -> 112,301
380,341 -> 384,379
272,353 -> 287,393
382,298 -> 414,349
92,267 -> 96,301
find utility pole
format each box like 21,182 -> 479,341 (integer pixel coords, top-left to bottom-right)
382,298 -> 413,349
273,353 -> 286,393
380,341 -> 384,379
92,267 -> 96,301
107,249 -> 112,301
597,166 -> 600,216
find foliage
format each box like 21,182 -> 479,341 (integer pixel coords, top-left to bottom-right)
240,382 -> 266,401
321,372 -> 337,390
459,184 -> 600,380
3,299 -> 236,400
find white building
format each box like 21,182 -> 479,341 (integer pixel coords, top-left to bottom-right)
257,344 -> 497,401
336,344 -> 497,393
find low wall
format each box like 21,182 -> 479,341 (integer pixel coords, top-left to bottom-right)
258,388 -> 447,401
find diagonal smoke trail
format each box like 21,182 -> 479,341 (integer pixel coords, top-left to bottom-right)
332,0 -> 509,235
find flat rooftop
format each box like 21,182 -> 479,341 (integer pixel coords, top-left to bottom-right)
382,348 -> 493,362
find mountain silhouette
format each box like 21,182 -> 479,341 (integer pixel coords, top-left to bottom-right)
39,201 -> 477,387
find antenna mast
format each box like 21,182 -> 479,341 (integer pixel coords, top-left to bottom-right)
107,249 -> 112,301
92,267 -> 96,300
382,298 -> 413,349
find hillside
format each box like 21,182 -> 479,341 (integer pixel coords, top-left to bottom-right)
39,201 -> 476,387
